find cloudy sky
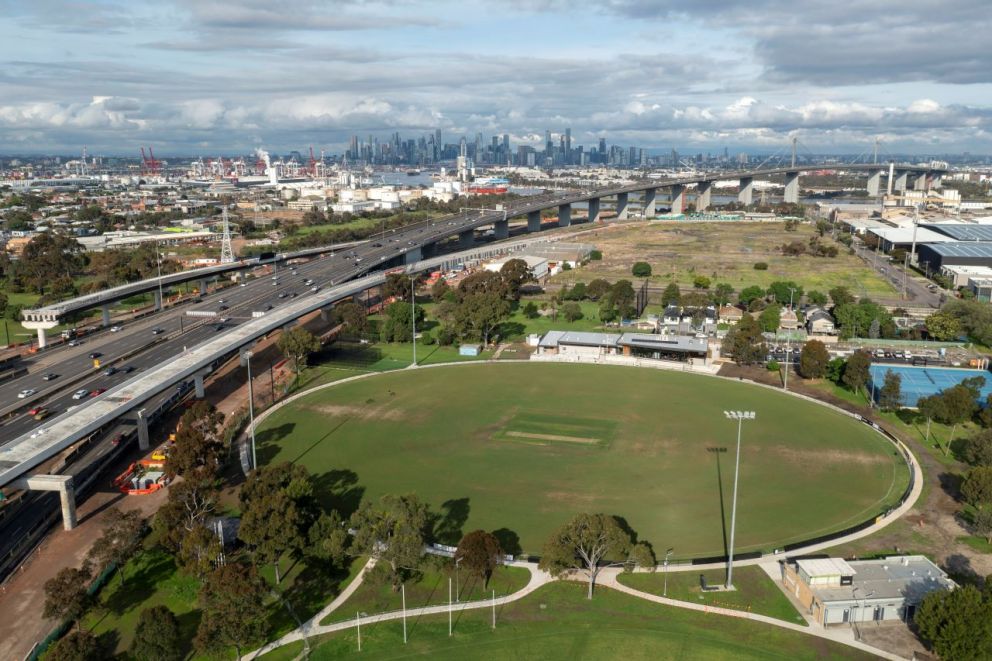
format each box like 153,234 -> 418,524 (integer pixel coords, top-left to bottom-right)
0,0 -> 989,155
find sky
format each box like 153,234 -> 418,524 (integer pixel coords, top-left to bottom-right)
0,0 -> 990,156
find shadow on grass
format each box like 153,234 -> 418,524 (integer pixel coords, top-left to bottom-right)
266,560 -> 354,638
491,528 -> 522,557
707,447 -> 730,561
312,469 -> 365,519
432,497 -> 470,546
101,549 -> 178,616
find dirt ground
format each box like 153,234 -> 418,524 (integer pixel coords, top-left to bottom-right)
560,221 -> 896,299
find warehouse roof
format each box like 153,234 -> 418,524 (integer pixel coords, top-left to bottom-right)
922,223 -> 992,242
921,242 -> 992,258
866,226 -> 955,245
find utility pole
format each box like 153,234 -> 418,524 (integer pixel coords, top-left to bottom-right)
244,351 -> 257,471
411,275 -> 417,366
791,136 -> 797,168
723,410 -> 755,589
784,287 -> 796,391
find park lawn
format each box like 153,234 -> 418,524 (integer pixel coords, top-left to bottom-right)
957,535 -> 992,553
320,563 -> 530,625
617,566 -> 806,625
256,362 -> 910,559
556,221 -> 895,299
293,582 -> 872,661
501,299 -> 606,339
293,211 -> 434,237
315,340 -> 492,373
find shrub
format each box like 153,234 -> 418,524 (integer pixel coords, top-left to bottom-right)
631,262 -> 652,277
523,301 -> 539,319
753,262 -> 768,270
692,275 -> 711,290
436,327 -> 456,346
589,250 -> 602,260
766,360 -> 780,371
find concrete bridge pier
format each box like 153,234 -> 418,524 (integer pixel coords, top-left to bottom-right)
913,173 -> 928,191
670,185 -> 685,213
784,171 -> 800,204
527,211 -> 542,232
738,177 -> 753,206
193,368 -> 211,399
12,475 -> 77,531
22,313 -> 59,349
404,247 -> 423,264
558,203 -> 571,227
494,219 -> 509,240
137,409 -> 150,451
616,193 -> 629,220
458,229 -> 474,249
588,198 -> 601,223
893,170 -> 908,192
154,289 -> 163,311
867,171 -> 882,196
696,182 -> 712,211
643,188 -> 656,218
101,304 -> 111,328
199,279 -> 208,296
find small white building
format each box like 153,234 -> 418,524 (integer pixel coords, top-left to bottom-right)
483,255 -> 549,280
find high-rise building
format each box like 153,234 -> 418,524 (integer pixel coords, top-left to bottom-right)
598,138 -> 607,158
565,128 -> 572,164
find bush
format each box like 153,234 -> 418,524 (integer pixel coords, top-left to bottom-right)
419,330 -> 434,345
631,261 -> 652,277
522,301 -> 539,319
589,250 -> 602,260
692,275 -> 711,290
436,327 -> 456,346
562,302 -> 583,322
766,360 -> 780,371
753,262 -> 768,270
561,263 -> 572,271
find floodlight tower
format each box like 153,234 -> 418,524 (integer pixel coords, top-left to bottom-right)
219,207 -> 235,264
723,410 -> 756,589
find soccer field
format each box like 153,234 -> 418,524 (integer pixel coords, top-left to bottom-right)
256,363 -> 909,558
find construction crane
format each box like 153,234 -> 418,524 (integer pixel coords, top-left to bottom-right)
308,146 -> 318,177
139,147 -> 161,175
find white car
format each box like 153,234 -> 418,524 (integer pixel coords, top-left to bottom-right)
72,389 -> 89,400
18,389 -> 36,398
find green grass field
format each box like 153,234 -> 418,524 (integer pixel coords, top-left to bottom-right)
273,582 -> 871,660
617,565 -> 804,625
257,363 -> 910,558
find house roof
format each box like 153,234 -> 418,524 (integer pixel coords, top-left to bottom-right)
718,305 -> 743,318
797,558 -> 856,578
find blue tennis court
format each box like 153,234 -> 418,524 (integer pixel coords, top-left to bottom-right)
869,365 -> 992,407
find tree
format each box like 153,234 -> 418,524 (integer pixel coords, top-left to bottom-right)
807,290 -> 828,306
939,384 -> 981,450
382,273 -> 412,301
960,429 -> 992,467
177,524 -> 223,579
766,281 -> 803,306
430,278 -> 450,302
878,370 -> 903,412
15,233 -> 85,294
738,285 -> 765,306
539,513 -> 652,599
915,584 -> 992,661
842,350 -> 871,396
561,302 -> 583,322
43,564 -> 93,630
455,530 -> 503,586
721,313 -> 767,365
381,299 -> 425,343
500,258 -> 534,300
757,303 -> 781,332
166,403 -> 225,479
974,508 -> 992,545
945,299 -> 992,346
713,283 -> 734,306
238,463 -> 319,584
195,563 -> 268,659
452,288 -> 510,346
926,310 -> 962,341
331,301 -> 368,337
826,356 -> 846,383
586,279 -> 611,301
88,508 -> 145,585
277,326 -> 321,376
828,286 -> 855,308
47,630 -> 103,661
600,280 -> 636,321
308,510 -> 351,566
564,281 -> 587,301
752,261 -> 768,270
350,493 -> 429,588
154,477 -> 219,556
631,261 -> 652,277
131,605 -> 182,661
962,466 -> 992,509
660,281 -> 681,307
798,340 -> 829,379
692,275 -> 711,289
523,301 -> 539,318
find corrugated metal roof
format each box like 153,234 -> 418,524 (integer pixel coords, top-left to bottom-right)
923,223 -> 992,241
924,241 -> 992,258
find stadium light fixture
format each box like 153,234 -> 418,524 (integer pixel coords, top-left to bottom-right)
724,409 -> 755,589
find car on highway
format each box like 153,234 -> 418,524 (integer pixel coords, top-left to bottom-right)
310,286 -> 320,292
68,339 -> 81,347
264,304 -> 273,311
18,389 -> 36,398
218,298 -> 226,304
278,292 -> 287,298
89,388 -> 107,398
88,352 -> 102,359
110,325 -> 123,332
218,305 -> 229,311
151,327 -> 165,335
288,292 -> 297,298
33,408 -> 52,421
27,406 -> 44,416
72,389 -> 89,400
103,367 -> 118,376
42,373 -> 59,381
121,366 -> 135,373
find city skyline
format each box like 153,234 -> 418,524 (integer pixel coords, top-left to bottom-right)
0,0 -> 990,155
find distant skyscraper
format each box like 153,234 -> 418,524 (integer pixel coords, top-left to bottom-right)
545,129 -> 553,157
565,128 -> 572,164
459,137 -> 467,158
598,138 -> 606,158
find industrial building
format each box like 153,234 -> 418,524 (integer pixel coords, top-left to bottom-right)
917,241 -> 992,273
922,223 -> 992,242
537,330 -> 708,363
781,556 -> 954,626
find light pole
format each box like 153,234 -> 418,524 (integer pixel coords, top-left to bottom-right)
156,241 -> 165,310
783,287 -> 796,391
723,410 -> 755,589
663,547 -> 674,597
455,556 -> 462,602
243,350 -> 257,471
410,275 -> 417,367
